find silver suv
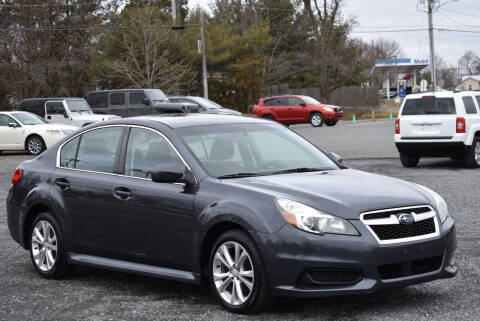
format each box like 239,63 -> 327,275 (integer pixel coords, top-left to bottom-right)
395,91 -> 480,168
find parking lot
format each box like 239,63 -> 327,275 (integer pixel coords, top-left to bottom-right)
0,120 -> 479,321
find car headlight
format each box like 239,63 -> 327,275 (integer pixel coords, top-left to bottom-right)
276,198 -> 359,235
323,107 -> 334,112
417,184 -> 450,223
46,129 -> 64,135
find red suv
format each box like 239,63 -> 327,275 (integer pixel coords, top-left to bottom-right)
253,95 -> 343,127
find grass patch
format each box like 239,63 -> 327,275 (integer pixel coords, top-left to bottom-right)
343,109 -> 398,121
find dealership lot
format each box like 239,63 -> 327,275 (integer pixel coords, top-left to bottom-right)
0,122 -> 479,321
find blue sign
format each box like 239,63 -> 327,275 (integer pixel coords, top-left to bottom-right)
399,85 -> 407,98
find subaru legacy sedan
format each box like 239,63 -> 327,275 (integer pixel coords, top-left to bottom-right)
7,114 -> 457,314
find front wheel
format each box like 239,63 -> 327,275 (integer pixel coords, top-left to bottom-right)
465,138 -> 480,168
309,112 -> 324,127
26,135 -> 46,155
325,120 -> 338,127
400,152 -> 419,167
209,230 -> 271,314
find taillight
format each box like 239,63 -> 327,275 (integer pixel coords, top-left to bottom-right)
11,168 -> 22,185
456,117 -> 466,133
395,118 -> 400,134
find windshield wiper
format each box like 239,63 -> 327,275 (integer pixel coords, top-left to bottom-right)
217,172 -> 264,179
269,167 -> 330,175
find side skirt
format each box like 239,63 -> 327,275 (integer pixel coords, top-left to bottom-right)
68,253 -> 201,285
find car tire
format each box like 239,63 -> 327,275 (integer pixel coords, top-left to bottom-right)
400,152 -> 419,167
464,137 -> 480,168
309,112 -> 324,127
262,115 -> 274,121
26,135 -> 46,155
209,230 -> 271,314
325,120 -> 338,127
29,212 -> 72,279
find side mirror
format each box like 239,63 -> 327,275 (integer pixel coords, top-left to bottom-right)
328,152 -> 343,164
142,97 -> 151,106
8,122 -> 17,128
299,103 -> 306,107
151,163 -> 185,183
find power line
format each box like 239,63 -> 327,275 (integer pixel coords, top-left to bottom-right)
440,7 -> 480,19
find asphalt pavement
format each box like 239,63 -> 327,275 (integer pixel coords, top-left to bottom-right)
0,121 -> 479,321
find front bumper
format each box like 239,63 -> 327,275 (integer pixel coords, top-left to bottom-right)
324,111 -> 344,121
257,217 -> 456,297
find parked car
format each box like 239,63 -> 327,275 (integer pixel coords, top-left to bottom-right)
0,111 -> 78,155
395,91 -> 480,168
379,88 -> 397,99
8,114 -> 456,313
252,95 -> 343,127
169,96 -> 242,115
87,89 -> 199,117
18,98 -> 120,127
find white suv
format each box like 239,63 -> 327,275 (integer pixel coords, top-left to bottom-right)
395,91 -> 480,168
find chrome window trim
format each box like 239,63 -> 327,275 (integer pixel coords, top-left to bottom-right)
55,124 -> 196,185
360,205 -> 440,245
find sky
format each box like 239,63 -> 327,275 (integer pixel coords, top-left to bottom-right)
187,0 -> 480,66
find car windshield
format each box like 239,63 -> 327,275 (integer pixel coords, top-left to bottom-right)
11,112 -> 47,125
176,123 -> 338,178
191,97 -> 223,109
66,99 -> 93,113
299,96 -> 321,105
402,97 -> 456,115
146,89 -> 169,102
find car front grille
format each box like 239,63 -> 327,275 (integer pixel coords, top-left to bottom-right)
361,205 -> 439,244
334,107 -> 342,112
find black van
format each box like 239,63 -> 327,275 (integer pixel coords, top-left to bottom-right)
87,89 -> 198,117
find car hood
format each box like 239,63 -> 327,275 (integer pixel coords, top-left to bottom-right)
70,114 -> 121,122
28,123 -> 79,131
313,104 -> 340,109
226,169 -> 433,219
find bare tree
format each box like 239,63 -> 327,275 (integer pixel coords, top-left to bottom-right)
458,50 -> 480,76
103,5 -> 192,93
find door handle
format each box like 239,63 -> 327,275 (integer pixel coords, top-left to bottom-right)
114,187 -> 132,200
55,178 -> 70,189
47,115 -> 52,119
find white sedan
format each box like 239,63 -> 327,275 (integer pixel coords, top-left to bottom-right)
0,111 -> 78,155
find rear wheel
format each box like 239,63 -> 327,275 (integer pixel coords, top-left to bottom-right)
309,112 -> 324,127
209,230 -> 271,314
29,212 -> 71,279
400,152 -> 419,167
325,120 -> 338,127
465,138 -> 480,168
262,115 -> 274,121
26,135 -> 45,155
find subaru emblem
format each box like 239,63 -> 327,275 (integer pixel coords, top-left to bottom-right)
398,213 -> 414,225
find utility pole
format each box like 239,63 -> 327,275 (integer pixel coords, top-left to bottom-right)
200,13 -> 208,99
428,0 -> 436,92
171,0 -> 177,23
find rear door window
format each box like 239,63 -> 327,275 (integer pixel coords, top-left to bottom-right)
277,98 -> 289,106
463,96 -> 478,114
110,93 -> 126,106
88,93 -> 108,108
402,97 -> 456,115
75,127 -> 123,173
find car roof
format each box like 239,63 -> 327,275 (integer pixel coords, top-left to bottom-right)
21,97 -> 84,101
0,111 -> 30,115
129,114 -> 271,129
405,91 -> 480,99
89,89 -> 159,93
262,94 -> 303,99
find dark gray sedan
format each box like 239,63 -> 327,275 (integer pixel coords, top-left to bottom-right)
7,114 -> 456,314
169,96 -> 242,115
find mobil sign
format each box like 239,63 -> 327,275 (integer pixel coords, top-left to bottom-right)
414,58 -> 429,65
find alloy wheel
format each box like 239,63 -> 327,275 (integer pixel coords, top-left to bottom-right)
31,220 -> 57,272
212,241 -> 255,306
311,115 -> 322,126
475,141 -> 480,165
28,137 -> 43,155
